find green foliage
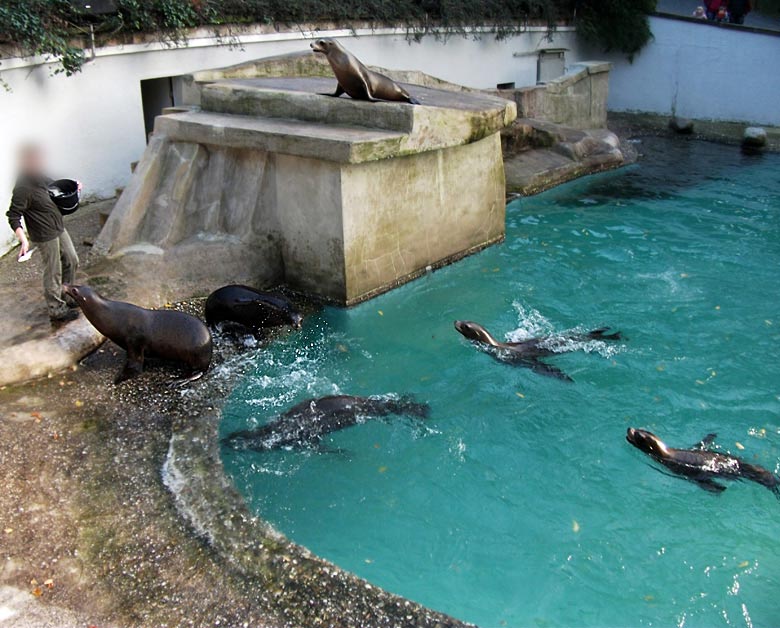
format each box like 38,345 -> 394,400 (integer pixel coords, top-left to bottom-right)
0,0 -> 85,75
0,0 -> 656,78
575,0 -> 657,61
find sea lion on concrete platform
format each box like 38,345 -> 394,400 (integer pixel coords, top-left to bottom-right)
204,285 -> 303,334
454,320 -> 622,382
223,394 -> 430,452
626,428 -> 780,498
63,285 -> 212,384
310,38 -> 420,105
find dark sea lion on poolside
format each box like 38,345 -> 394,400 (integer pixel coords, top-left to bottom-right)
310,38 -> 420,104
223,394 -> 430,452
63,284 -> 212,384
454,320 -> 622,382
204,285 -> 303,334
626,428 -> 780,498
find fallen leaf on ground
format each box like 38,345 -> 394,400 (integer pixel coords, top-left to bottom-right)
572,520 -> 580,533
378,466 -> 388,473
735,442 -> 745,450
515,392 -> 525,399
377,310 -> 384,316
738,561 -> 750,568
31,587 -> 42,597
44,579 -> 54,589
74,400 -> 84,408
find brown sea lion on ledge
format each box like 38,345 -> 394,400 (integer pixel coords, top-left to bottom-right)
310,38 -> 420,104
63,284 -> 212,384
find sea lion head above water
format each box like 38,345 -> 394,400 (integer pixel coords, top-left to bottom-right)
626,428 -> 671,459
454,320 -> 500,346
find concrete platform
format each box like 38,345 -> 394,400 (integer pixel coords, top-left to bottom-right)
95,56 -> 515,305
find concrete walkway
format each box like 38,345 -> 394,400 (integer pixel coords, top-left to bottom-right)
0,201 -> 113,386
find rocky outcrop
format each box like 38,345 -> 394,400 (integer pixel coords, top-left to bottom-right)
502,118 -> 631,196
669,117 -> 694,134
742,126 -> 768,152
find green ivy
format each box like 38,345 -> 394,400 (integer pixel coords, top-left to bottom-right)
0,0 -> 656,78
575,0 -> 657,61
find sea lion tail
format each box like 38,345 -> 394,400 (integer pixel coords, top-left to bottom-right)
388,395 -> 430,419
587,327 -> 622,341
407,97 -> 421,105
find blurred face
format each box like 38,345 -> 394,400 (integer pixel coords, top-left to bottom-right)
19,146 -> 45,176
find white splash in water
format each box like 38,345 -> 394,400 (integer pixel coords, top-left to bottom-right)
505,302 -> 554,341
450,438 -> 467,462
505,302 -> 624,359
741,603 -> 753,628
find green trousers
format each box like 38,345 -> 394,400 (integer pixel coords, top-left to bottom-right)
35,229 -> 79,318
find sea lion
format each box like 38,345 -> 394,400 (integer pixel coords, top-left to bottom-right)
63,284 -> 212,384
310,38 -> 420,105
626,428 -> 780,498
204,285 -> 303,334
454,320 -> 622,381
223,394 -> 429,452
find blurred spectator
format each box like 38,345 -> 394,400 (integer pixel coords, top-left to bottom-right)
728,0 -> 752,23
692,6 -> 707,18
704,0 -> 724,19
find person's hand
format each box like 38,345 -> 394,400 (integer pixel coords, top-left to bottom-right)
18,238 -> 29,259
77,180 -> 83,192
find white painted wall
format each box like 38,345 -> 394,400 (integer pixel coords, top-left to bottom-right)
591,16 -> 780,125
0,25 -> 583,255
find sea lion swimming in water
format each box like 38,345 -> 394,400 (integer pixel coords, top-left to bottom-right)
626,428 -> 780,498
204,285 -> 303,334
64,284 -> 212,384
223,394 -> 430,452
310,38 -> 420,104
454,320 -> 622,381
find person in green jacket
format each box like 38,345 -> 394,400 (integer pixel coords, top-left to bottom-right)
7,145 -> 81,323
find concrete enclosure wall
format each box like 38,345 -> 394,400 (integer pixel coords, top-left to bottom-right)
493,61 -> 611,129
0,25 -> 584,255
592,16 -> 780,125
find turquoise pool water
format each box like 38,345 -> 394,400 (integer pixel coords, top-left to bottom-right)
221,139 -> 780,627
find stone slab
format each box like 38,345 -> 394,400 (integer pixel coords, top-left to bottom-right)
155,110 -> 406,164
201,77 -> 516,156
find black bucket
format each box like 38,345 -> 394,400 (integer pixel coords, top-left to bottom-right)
48,179 -> 80,215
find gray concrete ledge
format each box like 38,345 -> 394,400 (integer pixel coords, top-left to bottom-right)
156,110 -> 406,164
199,76 -> 516,158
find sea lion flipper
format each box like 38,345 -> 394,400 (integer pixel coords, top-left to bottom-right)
319,84 -> 345,98
116,348 -> 144,384
587,328 -> 623,341
694,478 -> 727,494
525,359 -> 573,382
694,433 -> 718,450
